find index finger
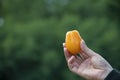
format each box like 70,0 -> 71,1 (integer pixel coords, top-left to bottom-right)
64,48 -> 72,61
63,43 -> 72,60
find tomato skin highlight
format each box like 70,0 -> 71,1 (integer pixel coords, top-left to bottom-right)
65,30 -> 81,55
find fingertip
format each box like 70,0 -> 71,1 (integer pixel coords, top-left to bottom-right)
63,43 -> 66,47
80,39 -> 86,51
64,47 -> 72,59
81,39 -> 85,45
64,48 -> 70,55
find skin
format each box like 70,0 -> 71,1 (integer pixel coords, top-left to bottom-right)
63,39 -> 113,80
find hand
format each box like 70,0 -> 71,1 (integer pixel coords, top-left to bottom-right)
63,39 -> 113,80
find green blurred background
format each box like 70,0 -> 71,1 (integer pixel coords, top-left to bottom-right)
0,0 -> 120,80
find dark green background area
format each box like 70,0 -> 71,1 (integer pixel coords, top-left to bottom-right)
0,0 -> 120,80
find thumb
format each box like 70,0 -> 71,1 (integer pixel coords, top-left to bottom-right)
81,39 -> 97,57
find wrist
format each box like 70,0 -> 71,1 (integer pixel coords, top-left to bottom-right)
105,69 -> 120,80
101,68 -> 113,80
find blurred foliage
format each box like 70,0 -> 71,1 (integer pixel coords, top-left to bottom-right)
0,0 -> 120,80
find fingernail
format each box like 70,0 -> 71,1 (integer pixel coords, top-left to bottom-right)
81,39 -> 86,50
63,43 -> 66,47
81,39 -> 85,46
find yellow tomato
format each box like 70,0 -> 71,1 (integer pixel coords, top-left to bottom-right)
65,30 -> 81,55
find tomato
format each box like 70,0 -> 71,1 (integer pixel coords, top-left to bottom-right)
65,30 -> 81,55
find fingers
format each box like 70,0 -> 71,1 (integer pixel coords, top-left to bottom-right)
79,52 -> 89,60
75,55 -> 83,63
63,46 -> 82,64
63,43 -> 82,63
68,56 -> 76,65
68,56 -> 80,73
80,39 -> 97,57
64,48 -> 71,61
